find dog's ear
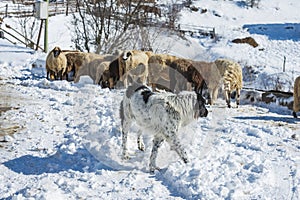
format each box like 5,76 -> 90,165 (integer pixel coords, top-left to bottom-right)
126,85 -> 136,98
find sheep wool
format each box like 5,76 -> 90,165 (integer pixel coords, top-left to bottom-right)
214,58 -> 243,108
293,76 -> 300,118
46,46 -> 68,80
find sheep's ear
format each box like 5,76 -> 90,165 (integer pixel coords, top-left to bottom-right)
126,51 -> 132,57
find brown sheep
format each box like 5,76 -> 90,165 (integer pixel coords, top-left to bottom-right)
147,54 -> 179,91
169,58 -> 206,95
65,52 -> 116,83
192,61 -> 222,105
45,46 -> 68,80
293,76 -> 300,118
64,52 -> 86,81
214,59 -> 243,108
95,61 -> 110,85
101,58 -> 120,89
137,5 -> 162,17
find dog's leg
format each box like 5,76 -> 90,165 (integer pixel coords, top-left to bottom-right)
121,123 -> 130,160
165,130 -> 188,164
121,117 -> 132,160
137,131 -> 145,151
149,135 -> 164,173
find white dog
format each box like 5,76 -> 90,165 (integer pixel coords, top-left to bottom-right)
120,84 -> 208,173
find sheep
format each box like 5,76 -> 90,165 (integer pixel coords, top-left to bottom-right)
147,54 -> 179,91
101,58 -> 120,89
169,58 -> 206,96
101,50 -> 152,89
64,51 -> 89,82
45,46 -> 68,80
293,76 -> 300,118
136,5 -> 162,17
192,61 -> 222,105
64,52 -> 116,83
120,50 -> 152,87
95,61 -> 110,85
214,58 -> 243,108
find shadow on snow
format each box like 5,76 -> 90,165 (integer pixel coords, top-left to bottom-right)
243,23 -> 300,41
3,147 -> 113,175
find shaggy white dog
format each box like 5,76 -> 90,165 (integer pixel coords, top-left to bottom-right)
120,84 -> 208,173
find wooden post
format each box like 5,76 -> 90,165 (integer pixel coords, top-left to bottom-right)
283,56 -> 286,72
36,19 -> 44,51
5,4 -> 8,18
66,0 -> 69,16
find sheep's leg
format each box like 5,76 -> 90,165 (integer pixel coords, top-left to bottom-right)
58,70 -> 63,80
236,88 -> 241,107
225,90 -> 231,108
149,135 -> 164,173
210,86 -> 219,105
224,82 -> 231,108
293,111 -> 298,118
137,131 -> 145,151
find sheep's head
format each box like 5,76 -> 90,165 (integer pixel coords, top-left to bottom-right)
101,70 -> 116,89
52,46 -> 62,58
122,51 -> 132,61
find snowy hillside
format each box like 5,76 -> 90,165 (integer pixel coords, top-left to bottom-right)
0,0 -> 300,199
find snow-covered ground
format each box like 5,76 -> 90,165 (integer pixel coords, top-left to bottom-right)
0,0 -> 300,199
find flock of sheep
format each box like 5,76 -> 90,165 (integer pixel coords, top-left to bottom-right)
45,46 -> 300,116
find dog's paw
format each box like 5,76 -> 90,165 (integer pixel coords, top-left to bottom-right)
149,166 -> 160,174
122,154 -> 130,160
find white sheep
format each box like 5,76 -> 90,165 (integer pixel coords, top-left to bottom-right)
214,58 -> 243,108
45,46 -> 68,80
293,76 -> 300,118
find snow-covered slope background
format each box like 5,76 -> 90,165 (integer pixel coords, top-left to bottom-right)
0,0 -> 300,199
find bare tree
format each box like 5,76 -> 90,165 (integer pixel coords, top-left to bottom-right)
71,0 -> 181,53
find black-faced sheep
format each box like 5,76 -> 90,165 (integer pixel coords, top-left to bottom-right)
147,54 -> 179,91
45,46 -> 68,80
120,50 -> 152,87
293,76 -> 300,118
101,50 -> 152,89
214,58 -> 243,108
169,58 -> 206,95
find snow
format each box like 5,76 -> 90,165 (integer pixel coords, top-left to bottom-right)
0,0 -> 300,199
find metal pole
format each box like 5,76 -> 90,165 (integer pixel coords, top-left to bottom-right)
44,0 -> 49,53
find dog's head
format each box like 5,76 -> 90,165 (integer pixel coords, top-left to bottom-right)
194,93 -> 208,118
125,83 -> 151,99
